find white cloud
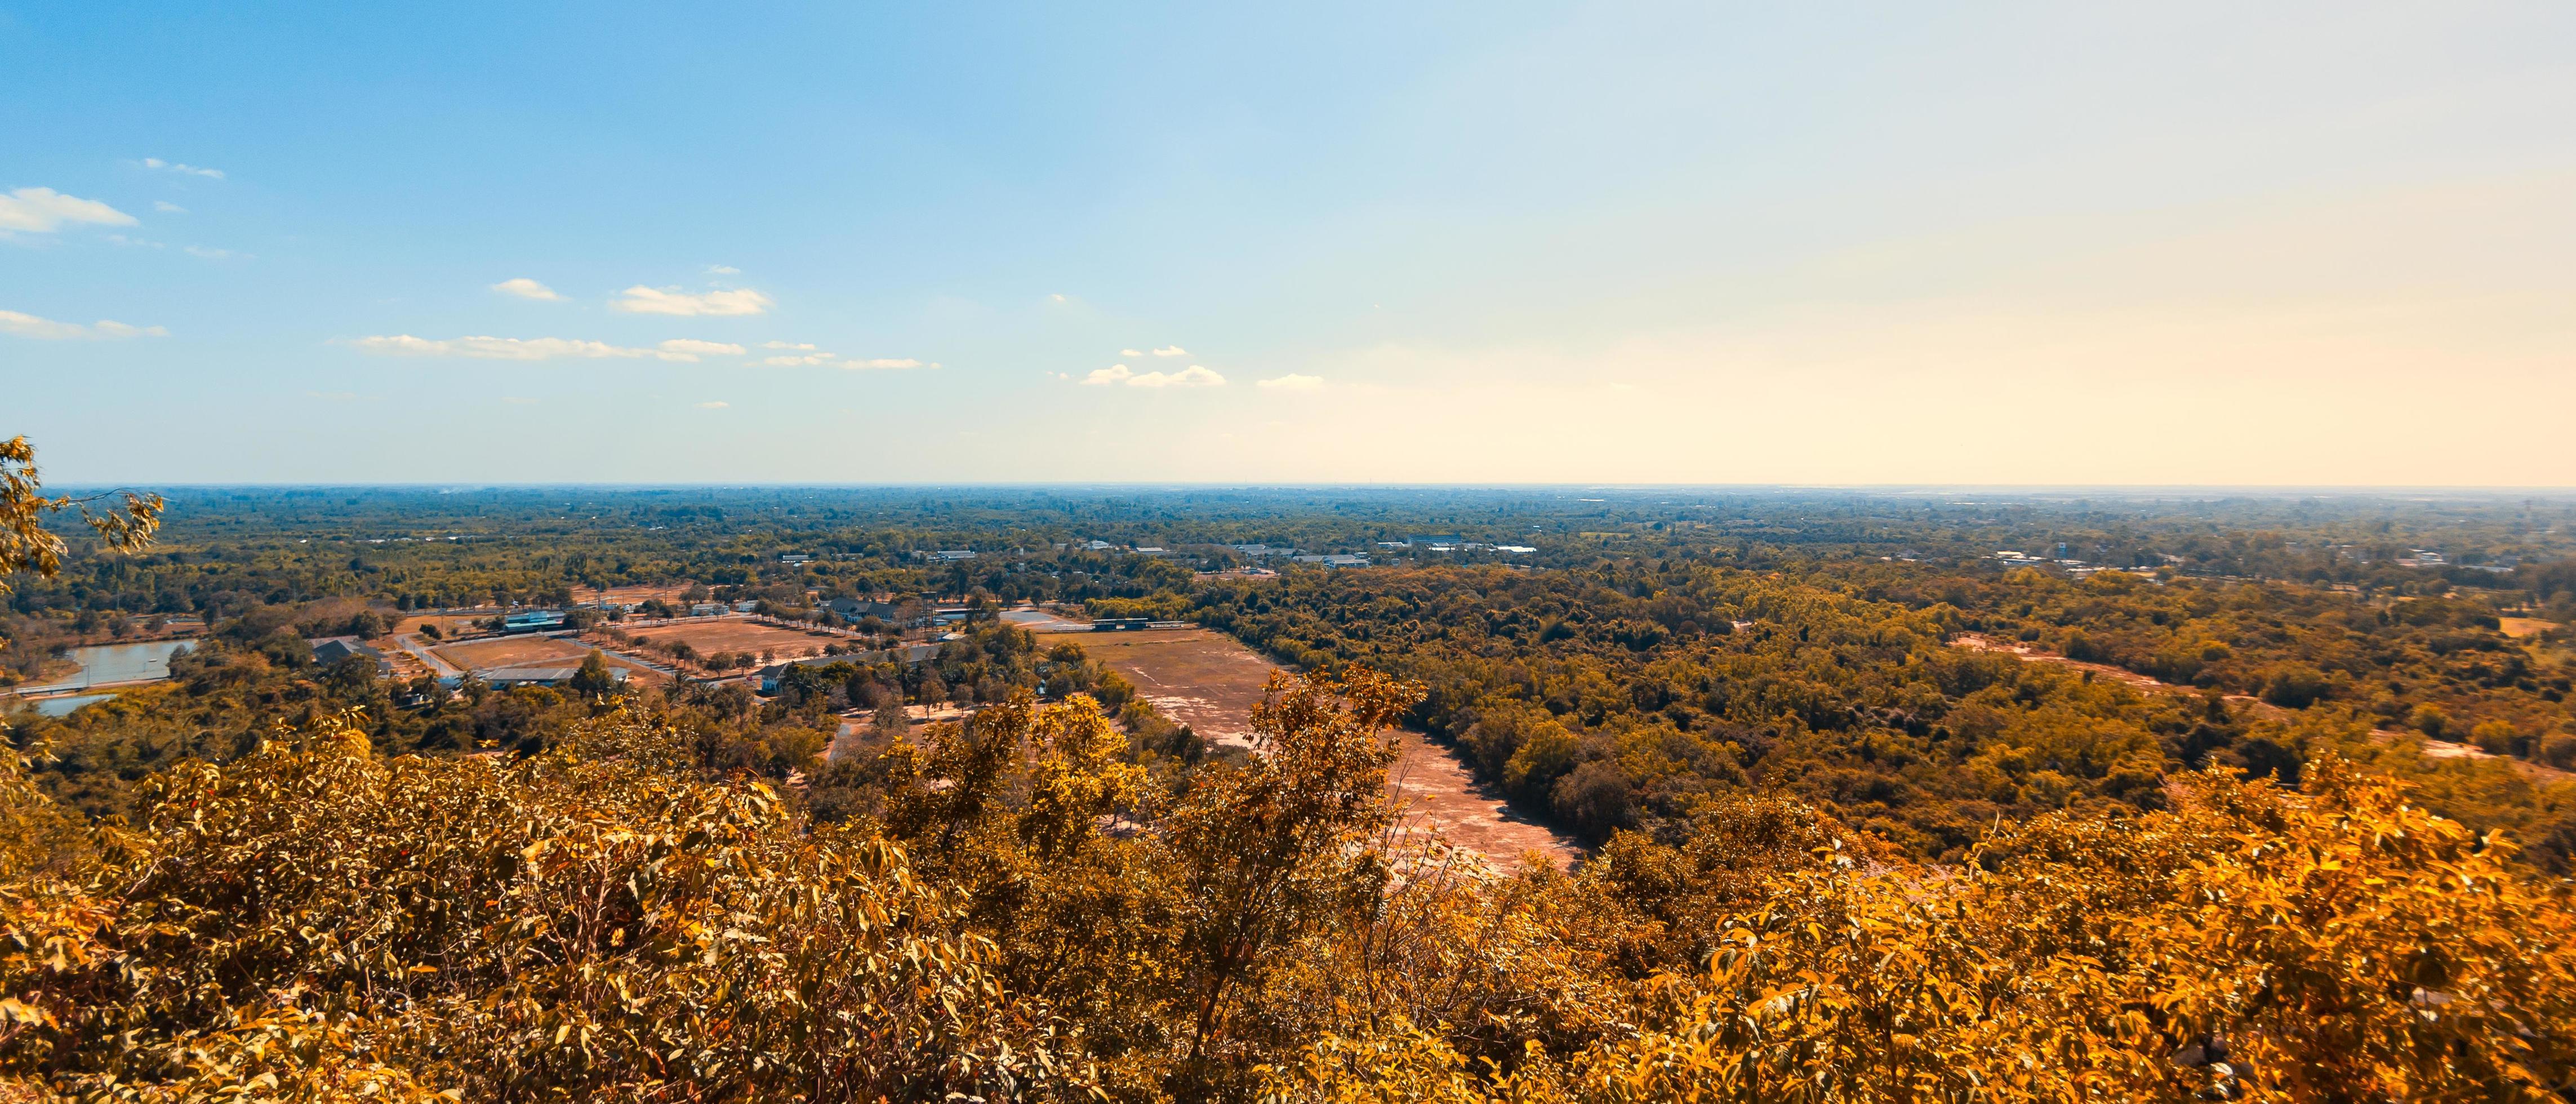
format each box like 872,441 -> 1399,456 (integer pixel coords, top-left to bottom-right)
751,346 -> 929,369
0,188 -> 136,234
183,245 -> 237,260
706,264 -> 740,275
153,201 -> 185,213
660,339 -> 746,356
1119,348 -> 1145,357
1256,373 -> 1324,390
105,234 -> 164,248
344,334 -> 710,362
141,158 -> 224,179
492,277 -> 564,301
1151,345 -> 1188,357
695,400 -> 730,409
1084,363 -> 1224,388
1049,293 -> 1068,302
611,285 -> 772,316
0,310 -> 167,340
1142,364 -> 1225,387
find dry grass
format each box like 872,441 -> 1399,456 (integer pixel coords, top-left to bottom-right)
2499,617 -> 2562,640
432,636 -> 591,670
431,636 -> 658,679
394,614 -> 495,640
591,583 -> 701,607
1075,630 -> 1279,749
619,618 -> 844,659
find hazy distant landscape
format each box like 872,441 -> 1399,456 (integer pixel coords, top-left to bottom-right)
11,1 -> 2576,1099
1,473 -> 2570,1097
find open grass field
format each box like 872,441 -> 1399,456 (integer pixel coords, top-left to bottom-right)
1076,627 -> 1580,867
592,584 -> 700,607
2500,617 -> 2563,639
430,636 -> 659,678
620,617 -> 846,660
394,614 -> 495,640
1074,629 -> 1279,748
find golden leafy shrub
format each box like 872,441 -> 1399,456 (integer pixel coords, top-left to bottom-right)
3,709 -> 1093,1102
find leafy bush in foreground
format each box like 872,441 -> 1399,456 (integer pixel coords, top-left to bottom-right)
3,678 -> 2572,1102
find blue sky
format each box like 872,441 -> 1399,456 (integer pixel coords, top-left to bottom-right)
6,2 -> 2573,484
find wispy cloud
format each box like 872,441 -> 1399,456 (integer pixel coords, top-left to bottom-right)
1256,373 -> 1324,390
660,339 -> 745,357
1,310 -> 167,340
1119,348 -> 1145,358
1151,345 -> 1188,357
183,245 -> 239,260
1083,363 -> 1224,388
344,334 -> 712,362
0,188 -> 136,234
153,201 -> 185,213
611,285 -> 772,317
105,234 -> 164,248
705,264 -> 740,275
695,400 -> 730,409
754,344 -> 930,369
141,158 -> 224,179
491,277 -> 563,301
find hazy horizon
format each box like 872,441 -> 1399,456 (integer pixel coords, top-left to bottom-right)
8,2 -> 2572,484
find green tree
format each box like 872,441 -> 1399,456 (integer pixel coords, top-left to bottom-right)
0,435 -> 162,603
569,648 -> 618,698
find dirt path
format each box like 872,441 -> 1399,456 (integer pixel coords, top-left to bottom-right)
1948,634 -> 2574,783
1076,627 -> 1582,868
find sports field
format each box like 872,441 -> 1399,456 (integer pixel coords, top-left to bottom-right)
592,584 -> 700,607
431,636 -> 657,678
621,617 -> 847,660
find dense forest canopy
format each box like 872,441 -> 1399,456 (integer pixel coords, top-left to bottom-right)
5,466 -> 2574,1100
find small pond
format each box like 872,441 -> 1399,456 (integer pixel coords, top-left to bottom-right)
24,692 -> 117,717
16,639 -> 194,694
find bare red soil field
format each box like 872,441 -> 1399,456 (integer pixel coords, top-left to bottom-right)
1078,627 -> 1582,867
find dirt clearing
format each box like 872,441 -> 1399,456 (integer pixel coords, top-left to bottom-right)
431,636 -> 657,679
1076,629 -> 1279,749
2499,617 -> 2562,640
620,617 -> 845,660
1077,627 -> 1581,867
